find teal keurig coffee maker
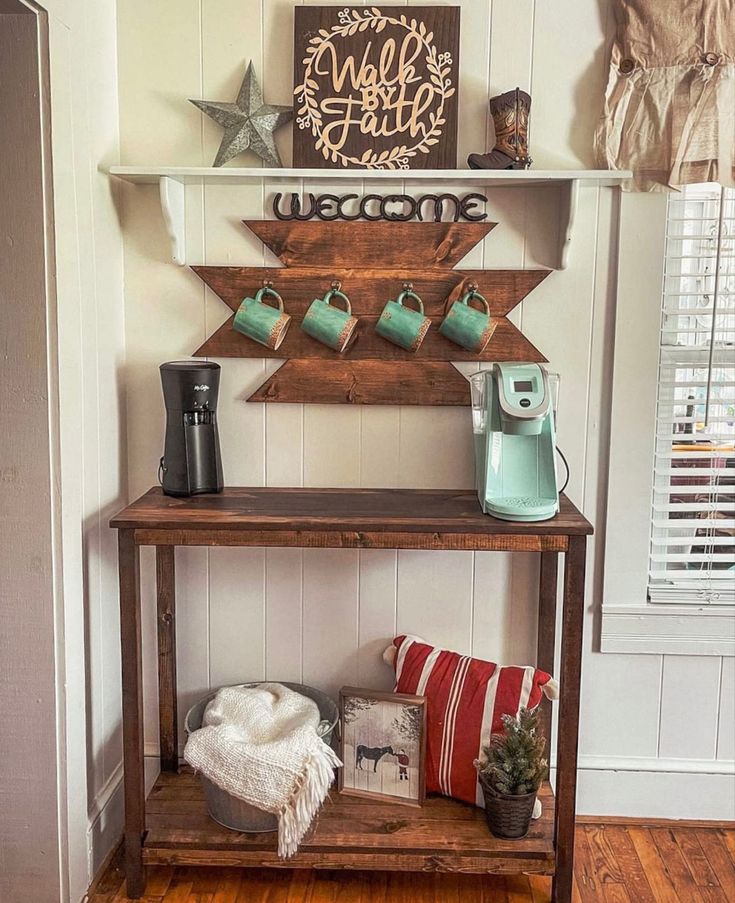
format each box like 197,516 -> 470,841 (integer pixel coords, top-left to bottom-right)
470,363 -> 561,521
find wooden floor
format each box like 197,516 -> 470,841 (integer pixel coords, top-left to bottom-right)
90,822 -> 735,903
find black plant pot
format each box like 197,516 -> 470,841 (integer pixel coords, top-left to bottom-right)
479,774 -> 538,839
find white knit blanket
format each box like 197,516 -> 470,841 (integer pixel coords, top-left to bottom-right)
184,683 -> 341,858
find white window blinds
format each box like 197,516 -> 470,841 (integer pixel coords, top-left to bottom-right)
649,185 -> 735,605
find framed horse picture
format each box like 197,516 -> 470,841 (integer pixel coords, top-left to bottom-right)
338,687 -> 427,806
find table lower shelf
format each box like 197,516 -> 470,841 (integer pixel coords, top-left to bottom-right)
143,768 -> 556,875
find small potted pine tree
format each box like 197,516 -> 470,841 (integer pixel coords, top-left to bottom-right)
475,707 -> 548,839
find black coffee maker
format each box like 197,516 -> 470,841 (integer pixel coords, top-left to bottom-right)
159,361 -> 224,496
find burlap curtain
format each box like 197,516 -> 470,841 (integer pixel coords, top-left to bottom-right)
595,0 -> 735,191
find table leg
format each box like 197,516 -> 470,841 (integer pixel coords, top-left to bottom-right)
156,546 -> 178,772
118,529 -> 145,898
537,551 -> 559,745
552,535 -> 586,903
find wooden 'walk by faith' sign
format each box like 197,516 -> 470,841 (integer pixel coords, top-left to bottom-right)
293,6 -> 460,170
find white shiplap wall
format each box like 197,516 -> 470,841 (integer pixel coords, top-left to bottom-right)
107,2 -> 735,870
35,0 -> 127,896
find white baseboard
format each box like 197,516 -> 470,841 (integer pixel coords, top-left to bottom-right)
87,762 -> 124,827
574,767 -> 735,821
86,767 -> 124,885
151,741 -> 735,779
551,754 -> 735,821
84,758 -> 159,900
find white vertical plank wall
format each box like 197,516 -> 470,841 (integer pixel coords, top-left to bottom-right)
36,1 -> 128,895
108,4 -> 735,875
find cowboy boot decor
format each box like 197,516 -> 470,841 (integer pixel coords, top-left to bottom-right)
468,87 -> 532,170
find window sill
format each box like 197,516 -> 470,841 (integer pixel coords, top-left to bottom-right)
601,604 -> 735,656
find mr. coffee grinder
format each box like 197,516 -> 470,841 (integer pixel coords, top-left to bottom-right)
159,361 -> 223,496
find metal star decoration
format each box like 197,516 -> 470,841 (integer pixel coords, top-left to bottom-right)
190,62 -> 293,167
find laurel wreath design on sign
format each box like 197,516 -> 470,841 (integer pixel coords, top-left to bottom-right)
294,7 -> 455,170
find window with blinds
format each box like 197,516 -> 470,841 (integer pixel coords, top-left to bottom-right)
648,185 -> 735,604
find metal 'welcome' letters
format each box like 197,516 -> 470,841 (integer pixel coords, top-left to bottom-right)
293,6 -> 460,170
272,192 -> 489,222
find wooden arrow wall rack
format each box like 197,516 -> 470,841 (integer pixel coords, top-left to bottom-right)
191,220 -> 550,405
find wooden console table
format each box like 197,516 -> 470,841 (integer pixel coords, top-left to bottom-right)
111,487 -> 592,901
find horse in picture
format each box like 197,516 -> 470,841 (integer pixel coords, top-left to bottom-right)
355,744 -> 394,772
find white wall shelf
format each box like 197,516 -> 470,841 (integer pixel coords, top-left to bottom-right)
108,165 -> 631,268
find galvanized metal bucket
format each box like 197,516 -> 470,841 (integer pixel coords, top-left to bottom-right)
184,682 -> 339,833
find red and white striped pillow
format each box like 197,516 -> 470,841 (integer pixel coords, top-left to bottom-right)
384,635 -> 558,806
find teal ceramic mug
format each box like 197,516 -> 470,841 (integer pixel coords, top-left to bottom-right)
233,285 -> 291,350
376,286 -> 431,352
301,286 -> 358,352
439,287 -> 495,352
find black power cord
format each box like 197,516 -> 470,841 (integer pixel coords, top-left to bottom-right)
556,446 -> 570,494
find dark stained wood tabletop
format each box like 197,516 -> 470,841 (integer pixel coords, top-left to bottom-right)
110,487 -> 593,536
